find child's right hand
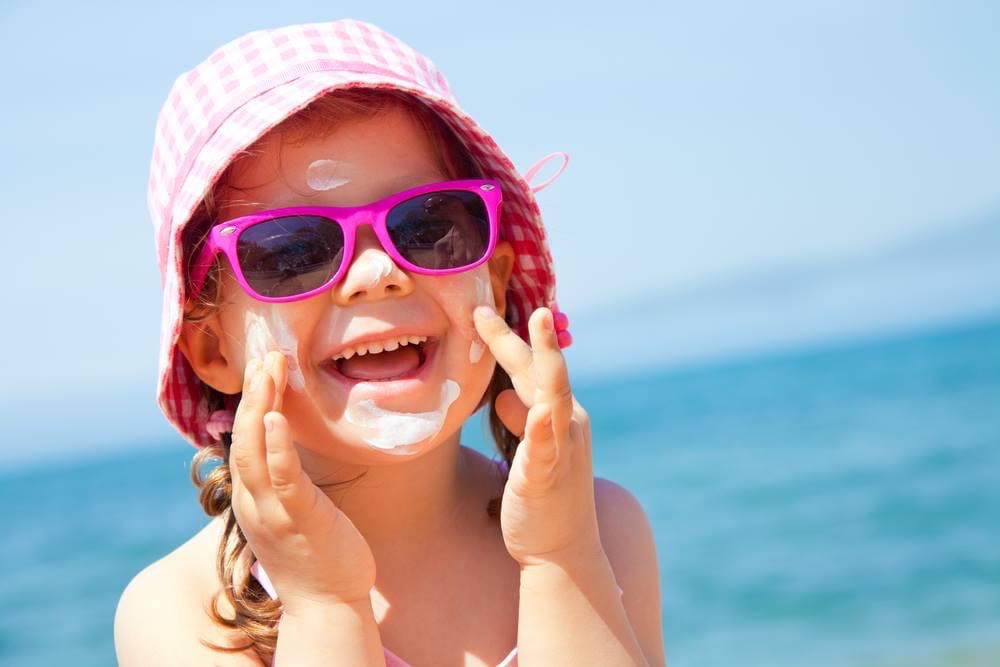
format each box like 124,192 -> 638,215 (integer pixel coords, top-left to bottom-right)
229,351 -> 376,616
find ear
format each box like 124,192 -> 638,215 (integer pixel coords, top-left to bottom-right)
177,314 -> 244,394
487,240 -> 515,318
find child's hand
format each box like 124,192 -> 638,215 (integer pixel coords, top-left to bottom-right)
229,351 -> 376,615
473,307 -> 602,567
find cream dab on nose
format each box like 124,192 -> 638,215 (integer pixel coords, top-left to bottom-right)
353,252 -> 394,288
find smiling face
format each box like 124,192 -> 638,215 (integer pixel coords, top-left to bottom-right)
183,105 -> 513,465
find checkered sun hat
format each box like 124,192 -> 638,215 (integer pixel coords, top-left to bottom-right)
149,19 -> 567,447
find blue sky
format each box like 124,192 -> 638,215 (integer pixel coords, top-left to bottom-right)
2,1 -> 999,465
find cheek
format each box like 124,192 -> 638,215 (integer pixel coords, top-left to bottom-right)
429,271 -> 499,421
240,305 -> 307,392
468,272 -> 495,362
432,268 -> 496,361
474,272 -> 495,308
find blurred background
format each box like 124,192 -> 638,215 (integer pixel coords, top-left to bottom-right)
2,1 -> 998,665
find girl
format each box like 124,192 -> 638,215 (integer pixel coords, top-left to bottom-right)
115,20 -> 664,667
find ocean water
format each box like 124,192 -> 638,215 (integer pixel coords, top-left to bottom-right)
2,319 -> 998,666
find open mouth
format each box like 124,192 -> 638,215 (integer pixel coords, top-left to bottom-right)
323,334 -> 435,383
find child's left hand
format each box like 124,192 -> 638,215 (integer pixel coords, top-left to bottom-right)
473,306 -> 603,567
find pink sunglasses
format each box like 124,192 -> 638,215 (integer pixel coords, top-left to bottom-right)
189,179 -> 501,302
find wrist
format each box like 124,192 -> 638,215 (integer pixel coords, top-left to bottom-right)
516,533 -> 606,572
280,595 -> 376,623
518,543 -> 626,616
275,596 -> 384,667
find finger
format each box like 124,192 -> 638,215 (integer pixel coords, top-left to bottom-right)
495,388 -> 529,438
510,403 -> 557,491
473,306 -> 536,403
263,351 -> 288,413
231,358 -> 275,498
528,308 -> 574,438
263,411 -> 315,517
229,358 -> 262,494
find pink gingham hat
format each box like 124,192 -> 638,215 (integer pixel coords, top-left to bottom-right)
148,19 -> 568,447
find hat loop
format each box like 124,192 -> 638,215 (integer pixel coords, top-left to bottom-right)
206,410 -> 235,442
522,152 -> 569,193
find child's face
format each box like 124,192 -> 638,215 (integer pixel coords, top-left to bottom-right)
205,107 -> 513,462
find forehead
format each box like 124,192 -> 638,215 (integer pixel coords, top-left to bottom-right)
218,107 -> 448,216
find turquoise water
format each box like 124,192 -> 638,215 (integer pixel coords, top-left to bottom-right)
2,319 -> 998,666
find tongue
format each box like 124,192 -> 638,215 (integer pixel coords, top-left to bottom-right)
339,347 -> 422,380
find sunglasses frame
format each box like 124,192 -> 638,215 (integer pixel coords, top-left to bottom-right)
189,179 -> 502,303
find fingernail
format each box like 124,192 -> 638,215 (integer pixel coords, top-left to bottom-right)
264,413 -> 275,432
543,310 -> 555,332
475,305 -> 499,320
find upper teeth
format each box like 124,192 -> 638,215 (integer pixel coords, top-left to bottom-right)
332,335 -> 428,360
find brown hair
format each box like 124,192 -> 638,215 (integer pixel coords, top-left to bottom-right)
183,88 -> 519,663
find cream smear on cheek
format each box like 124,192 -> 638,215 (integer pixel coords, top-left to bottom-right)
244,309 -> 305,391
468,274 -> 495,363
345,379 -> 461,452
305,159 -> 351,191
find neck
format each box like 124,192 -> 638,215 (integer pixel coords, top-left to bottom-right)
302,432 -> 476,552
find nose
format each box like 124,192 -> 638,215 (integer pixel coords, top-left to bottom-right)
332,226 -> 414,304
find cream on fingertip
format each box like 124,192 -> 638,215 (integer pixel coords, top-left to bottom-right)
475,305 -> 499,320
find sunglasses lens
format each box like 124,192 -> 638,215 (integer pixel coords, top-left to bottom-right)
386,191 -> 490,270
236,215 -> 345,297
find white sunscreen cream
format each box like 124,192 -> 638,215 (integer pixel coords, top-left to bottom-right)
244,311 -> 271,363
468,274 -> 495,363
244,309 -> 305,391
345,379 -> 461,451
305,159 -> 351,191
475,275 -> 495,307
353,252 -> 394,289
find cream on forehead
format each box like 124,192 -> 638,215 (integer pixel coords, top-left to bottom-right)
305,159 -> 351,191
244,309 -> 305,392
353,252 -> 394,289
345,380 -> 460,452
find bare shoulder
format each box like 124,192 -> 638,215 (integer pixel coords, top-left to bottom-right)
114,516 -> 263,666
594,477 -> 667,667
